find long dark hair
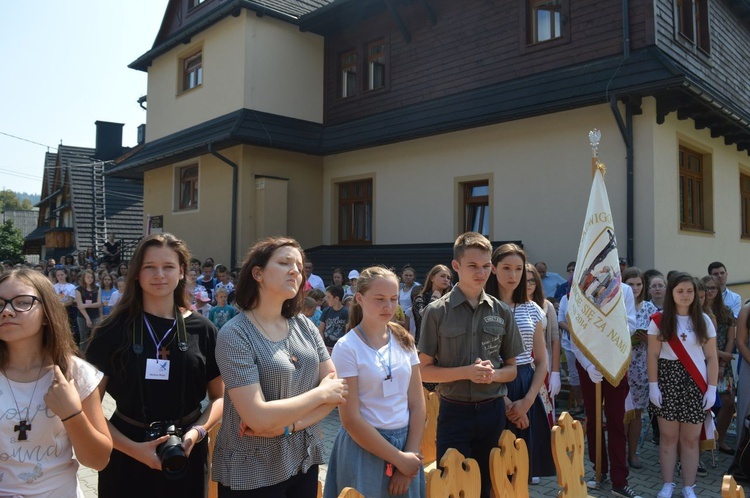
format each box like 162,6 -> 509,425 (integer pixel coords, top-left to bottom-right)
98,233 -> 191,331
622,266 -> 645,303
418,264 -> 451,299
0,269 -> 78,375
347,266 -> 414,351
90,234 -> 191,374
235,237 -> 307,319
525,263 -> 545,308
702,275 -> 735,327
485,243 -> 528,304
659,272 -> 708,344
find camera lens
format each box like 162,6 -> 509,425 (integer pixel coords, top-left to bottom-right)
157,435 -> 189,480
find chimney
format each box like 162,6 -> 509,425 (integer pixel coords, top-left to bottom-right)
137,124 -> 146,145
94,121 -> 124,161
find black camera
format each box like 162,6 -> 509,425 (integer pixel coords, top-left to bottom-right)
146,422 -> 189,480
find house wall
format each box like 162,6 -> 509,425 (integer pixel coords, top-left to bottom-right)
146,13 -> 246,141
146,10 -> 324,142
243,13 -> 324,124
323,104 -> 629,275
142,145 -> 324,267
237,146 -> 324,253
654,0 -> 750,108
322,99 -> 750,289
323,0 -> 653,124
142,153 -> 235,263
648,98 -> 750,287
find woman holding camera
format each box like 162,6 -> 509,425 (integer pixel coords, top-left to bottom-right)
86,233 -> 224,497
213,237 -> 347,497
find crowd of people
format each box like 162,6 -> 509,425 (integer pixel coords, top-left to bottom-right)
0,230 -> 746,498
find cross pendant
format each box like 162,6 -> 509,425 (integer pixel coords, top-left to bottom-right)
680,332 -> 687,341
14,420 -> 31,441
159,347 -> 170,360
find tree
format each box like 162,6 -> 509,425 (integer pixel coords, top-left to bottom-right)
0,190 -> 33,212
0,220 -> 24,263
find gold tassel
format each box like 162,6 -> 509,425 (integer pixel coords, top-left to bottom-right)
700,439 -> 716,452
623,409 -> 637,425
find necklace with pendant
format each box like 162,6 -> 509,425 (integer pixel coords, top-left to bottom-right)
3,362 -> 46,441
251,310 -> 299,369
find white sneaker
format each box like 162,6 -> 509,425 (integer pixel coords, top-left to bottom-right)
587,473 -> 608,489
657,482 -> 675,498
682,485 -> 697,498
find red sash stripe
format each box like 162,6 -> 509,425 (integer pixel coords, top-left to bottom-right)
651,312 -> 708,394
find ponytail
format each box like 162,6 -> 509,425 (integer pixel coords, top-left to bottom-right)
389,321 -> 415,351
347,266 -> 417,352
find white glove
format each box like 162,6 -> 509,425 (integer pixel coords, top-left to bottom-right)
549,372 -> 561,397
649,382 -> 662,408
702,385 -> 717,411
586,365 -> 603,383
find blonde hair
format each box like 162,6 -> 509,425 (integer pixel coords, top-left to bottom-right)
347,266 -> 414,351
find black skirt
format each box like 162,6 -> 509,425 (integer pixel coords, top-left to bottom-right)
650,358 -> 705,424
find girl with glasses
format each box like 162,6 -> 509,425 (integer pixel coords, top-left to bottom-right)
647,274 -> 667,310
525,263 -> 562,401
0,269 -> 112,497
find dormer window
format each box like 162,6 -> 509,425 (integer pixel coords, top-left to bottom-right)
529,0 -> 562,44
366,40 -> 385,91
181,52 -> 203,92
341,50 -> 357,98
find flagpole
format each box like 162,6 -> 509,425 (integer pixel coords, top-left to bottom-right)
591,133 -> 603,487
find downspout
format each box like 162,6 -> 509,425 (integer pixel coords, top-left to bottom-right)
609,0 -> 634,264
208,144 -> 238,270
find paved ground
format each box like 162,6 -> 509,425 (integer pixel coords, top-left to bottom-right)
79,395 -> 745,497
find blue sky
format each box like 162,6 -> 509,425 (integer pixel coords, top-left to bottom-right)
0,0 -> 169,194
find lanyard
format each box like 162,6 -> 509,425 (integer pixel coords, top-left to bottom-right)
144,316 -> 176,358
356,325 -> 392,380
133,309 -> 188,355
131,310 -> 189,424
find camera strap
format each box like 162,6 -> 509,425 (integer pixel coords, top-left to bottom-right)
132,308 -> 188,426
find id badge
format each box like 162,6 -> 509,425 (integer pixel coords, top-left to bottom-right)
383,378 -> 398,397
145,358 -> 170,380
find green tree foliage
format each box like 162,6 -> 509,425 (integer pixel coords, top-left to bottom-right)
0,220 -> 24,263
0,190 -> 33,212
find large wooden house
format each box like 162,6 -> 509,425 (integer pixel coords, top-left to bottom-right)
25,122 -> 144,263
109,0 -> 750,293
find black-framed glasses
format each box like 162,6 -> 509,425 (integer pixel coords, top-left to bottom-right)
0,295 -> 41,313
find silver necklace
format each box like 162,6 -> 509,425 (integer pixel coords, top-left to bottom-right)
3,362 -> 45,441
250,310 -> 299,369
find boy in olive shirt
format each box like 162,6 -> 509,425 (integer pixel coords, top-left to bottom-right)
418,232 -> 524,498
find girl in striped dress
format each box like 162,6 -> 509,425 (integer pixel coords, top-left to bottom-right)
486,243 -> 555,482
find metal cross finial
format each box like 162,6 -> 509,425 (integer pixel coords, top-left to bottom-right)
589,129 -> 601,157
